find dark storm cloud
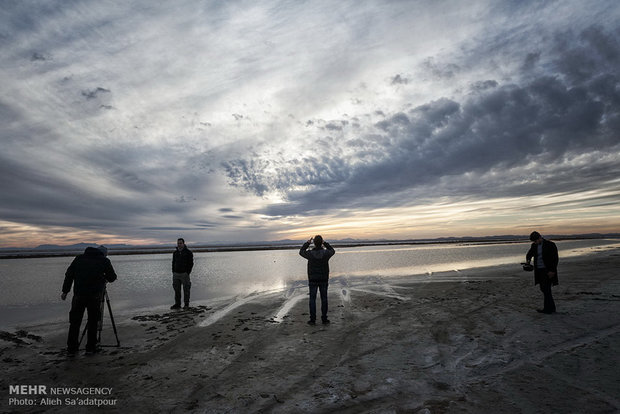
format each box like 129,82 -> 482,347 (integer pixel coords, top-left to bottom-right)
522,52 -> 540,71
421,58 -> 460,79
30,52 -> 49,61
324,121 -> 347,131
195,223 -> 217,228
222,214 -> 244,220
470,80 -> 498,92
223,152 -> 352,199
554,26 -> 620,84
226,26 -> 620,217
81,87 -> 110,100
175,196 -> 196,203
222,159 -> 271,197
391,74 -> 409,85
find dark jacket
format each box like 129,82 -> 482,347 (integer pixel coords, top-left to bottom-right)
299,242 -> 335,283
526,239 -> 559,286
172,247 -> 194,274
62,247 -> 117,296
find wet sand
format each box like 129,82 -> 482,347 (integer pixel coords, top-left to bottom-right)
1,247 -> 619,413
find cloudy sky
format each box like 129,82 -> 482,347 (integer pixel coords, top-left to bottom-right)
1,0 -> 619,247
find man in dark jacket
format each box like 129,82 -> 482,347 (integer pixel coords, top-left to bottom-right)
526,231 -> 559,314
299,235 -> 335,325
62,245 -> 117,355
171,238 -> 194,309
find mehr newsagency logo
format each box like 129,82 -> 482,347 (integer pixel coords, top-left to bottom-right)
8,385 -> 117,408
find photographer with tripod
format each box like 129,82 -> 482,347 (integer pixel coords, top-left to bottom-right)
61,245 -> 117,355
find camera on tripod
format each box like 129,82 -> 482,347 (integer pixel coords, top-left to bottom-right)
79,286 -> 120,348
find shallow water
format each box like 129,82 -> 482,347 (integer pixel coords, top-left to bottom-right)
0,239 -> 617,329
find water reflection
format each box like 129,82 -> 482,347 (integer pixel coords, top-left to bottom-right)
0,239 -> 618,328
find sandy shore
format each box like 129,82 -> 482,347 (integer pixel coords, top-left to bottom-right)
1,247 -> 619,413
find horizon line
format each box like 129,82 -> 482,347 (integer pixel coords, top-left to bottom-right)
2,233 -> 619,256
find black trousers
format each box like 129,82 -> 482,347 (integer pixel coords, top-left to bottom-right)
67,293 -> 102,352
173,272 -> 191,306
309,282 -> 328,321
535,268 -> 556,312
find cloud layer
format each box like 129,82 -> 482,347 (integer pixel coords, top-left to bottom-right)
224,25 -> 620,215
1,0 -> 619,246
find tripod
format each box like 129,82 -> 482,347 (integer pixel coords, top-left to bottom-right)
79,288 -> 120,348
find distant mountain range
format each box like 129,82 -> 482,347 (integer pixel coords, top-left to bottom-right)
1,233 -> 619,257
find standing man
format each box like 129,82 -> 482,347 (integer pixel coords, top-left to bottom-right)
171,238 -> 193,309
61,245 -> 117,355
526,231 -> 559,314
299,235 -> 335,325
